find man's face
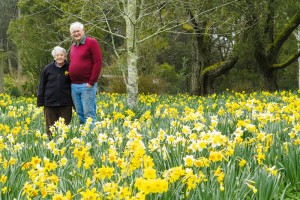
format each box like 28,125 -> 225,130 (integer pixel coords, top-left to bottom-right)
71,27 -> 84,42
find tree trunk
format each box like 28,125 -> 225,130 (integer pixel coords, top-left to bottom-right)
0,49 -> 4,93
200,74 -> 208,95
187,8 -> 210,96
124,0 -> 138,108
17,52 -> 22,76
6,41 -> 14,75
17,4 -> 22,77
190,34 -> 200,95
7,56 -> 13,75
254,49 -> 278,91
295,28 -> 300,89
261,68 -> 278,91
197,33 -> 210,96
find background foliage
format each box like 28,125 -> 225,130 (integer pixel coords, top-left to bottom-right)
0,0 -> 299,96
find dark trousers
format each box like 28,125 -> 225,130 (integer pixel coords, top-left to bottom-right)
44,106 -> 72,139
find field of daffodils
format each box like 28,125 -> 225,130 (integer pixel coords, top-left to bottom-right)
0,90 -> 299,200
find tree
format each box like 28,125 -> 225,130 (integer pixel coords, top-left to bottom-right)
234,0 -> 300,91
42,0 -> 189,108
0,49 -> 4,93
7,0 -> 300,97
122,0 -> 139,108
0,0 -> 20,93
179,0 -> 240,95
8,0 -> 70,75
294,27 -> 300,89
0,0 -> 22,76
184,0 -> 300,94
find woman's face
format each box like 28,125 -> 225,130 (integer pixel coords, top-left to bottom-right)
54,52 -> 66,66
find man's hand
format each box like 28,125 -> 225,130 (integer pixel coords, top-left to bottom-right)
86,83 -> 93,88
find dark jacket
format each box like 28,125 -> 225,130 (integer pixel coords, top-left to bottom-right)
37,61 -> 73,107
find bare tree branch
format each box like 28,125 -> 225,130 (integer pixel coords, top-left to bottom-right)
44,0 -> 126,39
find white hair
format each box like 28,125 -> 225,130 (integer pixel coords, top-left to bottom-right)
70,22 -> 84,32
51,46 -> 67,57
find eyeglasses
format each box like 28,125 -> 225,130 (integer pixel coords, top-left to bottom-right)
71,29 -> 82,34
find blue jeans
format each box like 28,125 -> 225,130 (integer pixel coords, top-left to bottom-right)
71,83 -> 97,124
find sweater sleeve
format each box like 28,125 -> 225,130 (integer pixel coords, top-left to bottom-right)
37,68 -> 46,107
89,38 -> 102,85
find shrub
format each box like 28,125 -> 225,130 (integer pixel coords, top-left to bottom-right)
108,77 -> 127,93
154,63 -> 181,94
4,75 -> 21,97
138,76 -> 166,94
107,75 -> 169,94
4,74 -> 38,97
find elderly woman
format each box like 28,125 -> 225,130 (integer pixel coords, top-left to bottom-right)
37,46 -> 73,139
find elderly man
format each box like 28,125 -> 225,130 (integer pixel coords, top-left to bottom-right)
69,22 -> 102,125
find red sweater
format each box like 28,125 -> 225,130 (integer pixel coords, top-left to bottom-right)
69,36 -> 102,85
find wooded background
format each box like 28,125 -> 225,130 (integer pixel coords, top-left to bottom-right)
0,0 -> 299,107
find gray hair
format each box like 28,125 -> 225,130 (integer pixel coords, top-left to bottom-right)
70,22 -> 84,32
51,46 -> 67,57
